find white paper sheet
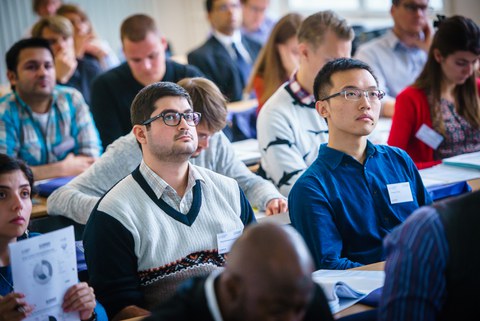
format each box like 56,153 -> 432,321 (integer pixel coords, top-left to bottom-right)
312,269 -> 385,314
9,226 -> 80,321
419,164 -> 480,187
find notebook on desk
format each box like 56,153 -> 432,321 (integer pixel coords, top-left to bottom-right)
442,151 -> 480,170
312,269 -> 385,314
35,176 -> 75,197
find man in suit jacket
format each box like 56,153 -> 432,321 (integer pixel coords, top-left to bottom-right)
144,223 -> 334,321
188,0 -> 261,102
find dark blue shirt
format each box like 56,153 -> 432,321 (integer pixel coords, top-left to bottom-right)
288,142 -> 432,270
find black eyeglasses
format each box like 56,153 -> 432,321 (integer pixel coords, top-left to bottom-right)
401,3 -> 433,14
320,89 -> 386,102
142,111 -> 202,127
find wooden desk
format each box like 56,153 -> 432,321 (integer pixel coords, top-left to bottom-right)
333,262 -> 385,319
468,178 -> 480,191
32,196 -> 48,219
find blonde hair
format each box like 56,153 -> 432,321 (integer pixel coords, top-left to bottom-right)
31,15 -> 73,38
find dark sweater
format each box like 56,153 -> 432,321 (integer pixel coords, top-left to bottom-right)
90,60 -> 203,149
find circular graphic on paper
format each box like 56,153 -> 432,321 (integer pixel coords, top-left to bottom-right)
33,260 -> 53,284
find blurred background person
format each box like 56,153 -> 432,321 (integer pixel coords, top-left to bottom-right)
240,0 -> 275,45
57,3 -> 120,70
31,15 -> 102,105
388,15 -> 480,169
246,12 -> 302,114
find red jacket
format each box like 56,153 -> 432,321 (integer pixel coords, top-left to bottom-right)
388,79 -> 480,169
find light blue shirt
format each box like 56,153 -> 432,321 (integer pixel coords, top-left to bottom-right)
354,29 -> 427,100
241,15 -> 276,45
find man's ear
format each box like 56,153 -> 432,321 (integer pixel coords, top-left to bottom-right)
316,100 -> 329,118
133,125 -> 147,145
298,42 -> 309,61
7,70 -> 17,87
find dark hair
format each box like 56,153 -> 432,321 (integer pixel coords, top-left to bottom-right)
313,58 -> 378,101
298,10 -> 354,49
6,38 -> 54,91
120,14 -> 159,43
6,38 -> 53,72
205,0 -> 214,12
177,77 -> 227,132
130,81 -> 193,127
0,154 -> 34,198
246,13 -> 303,106
414,15 -> 480,134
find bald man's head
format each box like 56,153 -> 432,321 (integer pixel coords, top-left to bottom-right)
217,223 -> 316,321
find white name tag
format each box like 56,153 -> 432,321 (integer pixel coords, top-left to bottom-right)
387,182 -> 414,204
415,124 -> 444,150
217,228 -> 243,254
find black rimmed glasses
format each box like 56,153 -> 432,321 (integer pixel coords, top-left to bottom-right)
142,111 -> 202,127
320,89 -> 386,102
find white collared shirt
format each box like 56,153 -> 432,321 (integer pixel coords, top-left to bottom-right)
212,29 -> 252,64
139,160 -> 205,213
205,270 -> 224,321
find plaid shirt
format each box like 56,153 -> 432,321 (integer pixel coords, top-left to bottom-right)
0,85 -> 102,165
286,72 -> 316,106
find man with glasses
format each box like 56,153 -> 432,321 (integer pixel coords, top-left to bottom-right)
83,82 -> 256,320
188,0 -> 261,102
47,77 -> 286,225
288,58 -> 431,270
257,11 -> 354,197
354,0 -> 432,117
240,0 -> 275,44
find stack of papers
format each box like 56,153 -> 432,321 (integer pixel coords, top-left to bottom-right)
312,269 -> 385,314
442,151 -> 480,170
420,163 -> 480,188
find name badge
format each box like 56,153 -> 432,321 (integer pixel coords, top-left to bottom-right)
217,228 -> 243,254
415,124 -> 444,149
387,182 -> 413,204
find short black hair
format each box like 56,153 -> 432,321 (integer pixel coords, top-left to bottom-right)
6,37 -> 53,73
205,0 -> 214,12
130,81 -> 193,127
0,154 -> 35,198
313,58 -> 378,101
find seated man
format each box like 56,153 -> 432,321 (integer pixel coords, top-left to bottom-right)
145,223 -> 334,321
188,0 -> 261,102
257,10 -> 354,196
240,0 -> 276,45
48,77 -> 286,224
83,82 -> 256,320
90,14 -> 203,148
289,58 -> 431,270
0,38 -> 102,180
379,190 -> 480,321
31,15 -> 102,105
354,0 -> 432,117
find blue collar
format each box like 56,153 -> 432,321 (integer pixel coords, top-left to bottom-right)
318,141 -> 385,170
